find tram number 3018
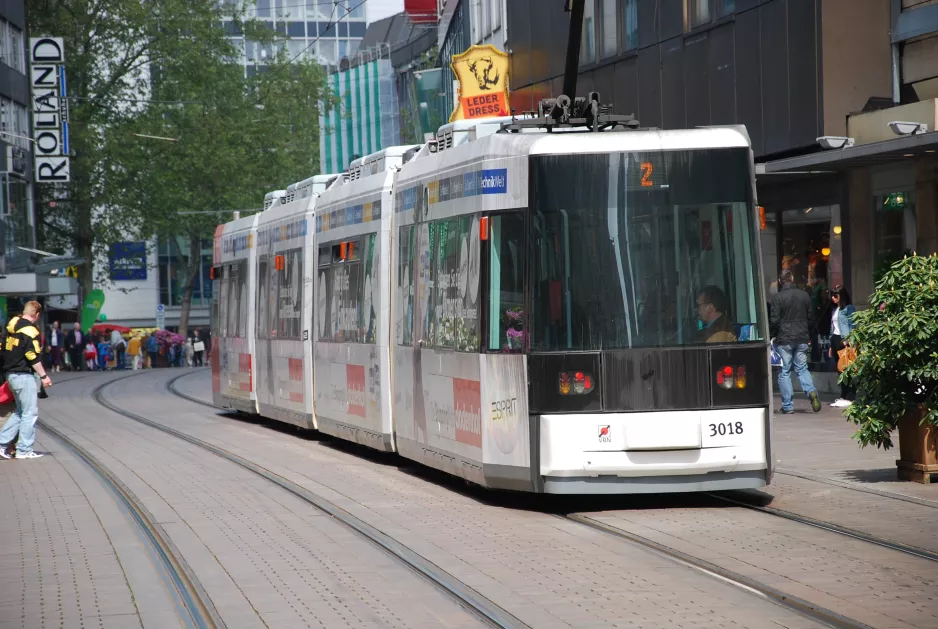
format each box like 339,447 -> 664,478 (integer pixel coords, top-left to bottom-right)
709,422 -> 744,437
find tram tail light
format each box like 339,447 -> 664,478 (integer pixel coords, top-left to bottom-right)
559,371 -> 595,395
716,365 -> 747,390
274,255 -> 285,271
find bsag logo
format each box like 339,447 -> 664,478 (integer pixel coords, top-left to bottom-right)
598,425 -> 611,443
480,169 -> 507,194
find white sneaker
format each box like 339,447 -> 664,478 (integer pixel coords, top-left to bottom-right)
830,399 -> 846,407
0,448 -> 11,460
16,451 -> 44,460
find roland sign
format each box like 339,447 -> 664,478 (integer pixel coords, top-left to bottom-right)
29,37 -> 70,183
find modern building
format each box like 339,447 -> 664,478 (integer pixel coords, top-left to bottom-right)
222,0 -> 403,71
319,9 -> 438,171
495,0 -> 938,381
0,0 -> 38,313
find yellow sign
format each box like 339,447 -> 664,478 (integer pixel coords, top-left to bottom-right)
449,44 -> 510,122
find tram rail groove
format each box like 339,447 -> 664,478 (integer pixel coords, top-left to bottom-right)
37,419 -> 225,629
776,468 -> 938,509
564,514 -> 874,629
94,373 -> 531,629
708,492 -> 938,563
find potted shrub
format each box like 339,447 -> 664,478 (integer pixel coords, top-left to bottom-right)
842,253 -> 938,483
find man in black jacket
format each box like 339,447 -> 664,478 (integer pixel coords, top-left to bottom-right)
770,270 -> 821,414
0,301 -> 53,459
65,322 -> 84,371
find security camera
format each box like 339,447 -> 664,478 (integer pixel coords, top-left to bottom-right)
817,136 -> 855,149
889,121 -> 928,136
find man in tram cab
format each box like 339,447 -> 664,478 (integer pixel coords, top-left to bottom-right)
696,286 -> 738,344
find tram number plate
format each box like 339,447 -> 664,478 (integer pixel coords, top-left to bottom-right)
705,421 -> 744,444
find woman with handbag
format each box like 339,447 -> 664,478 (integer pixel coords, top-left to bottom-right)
192,330 -> 205,367
828,285 -> 857,408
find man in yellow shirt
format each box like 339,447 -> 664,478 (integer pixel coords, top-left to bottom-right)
127,335 -> 142,370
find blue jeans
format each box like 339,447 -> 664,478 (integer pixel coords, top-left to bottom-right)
0,373 -> 40,455
777,343 -> 817,411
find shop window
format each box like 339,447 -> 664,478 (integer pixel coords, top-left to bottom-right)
488,213 -> 525,352
874,191 -> 916,277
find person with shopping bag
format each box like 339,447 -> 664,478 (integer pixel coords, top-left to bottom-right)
0,301 -> 53,459
828,285 -> 857,408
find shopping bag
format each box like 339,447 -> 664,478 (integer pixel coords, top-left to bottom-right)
0,381 -> 12,405
193,341 -> 205,353
769,342 -> 783,367
837,345 -> 857,373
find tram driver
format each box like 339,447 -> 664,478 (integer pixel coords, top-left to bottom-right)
696,286 -> 738,344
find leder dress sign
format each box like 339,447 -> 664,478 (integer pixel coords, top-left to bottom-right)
449,45 -> 510,122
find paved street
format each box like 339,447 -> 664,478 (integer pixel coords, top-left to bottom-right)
1,369 -> 935,628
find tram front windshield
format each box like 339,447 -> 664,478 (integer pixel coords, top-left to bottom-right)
530,148 -> 764,351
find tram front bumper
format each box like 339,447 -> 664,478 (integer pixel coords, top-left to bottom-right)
539,407 -> 768,481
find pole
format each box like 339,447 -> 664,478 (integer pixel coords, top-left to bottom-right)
562,0 -> 586,101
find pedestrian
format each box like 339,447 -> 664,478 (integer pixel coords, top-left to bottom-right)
96,336 -> 110,371
48,321 -> 63,372
770,269 -> 821,414
828,285 -> 857,408
84,339 -> 98,371
65,322 -> 84,371
110,328 -> 127,370
146,333 -> 159,369
127,334 -> 141,370
193,330 -> 205,367
0,301 -> 53,459
184,338 -> 194,367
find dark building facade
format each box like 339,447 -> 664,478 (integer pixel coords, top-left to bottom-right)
501,0 -> 938,387
507,0 -> 890,160
0,0 -> 36,283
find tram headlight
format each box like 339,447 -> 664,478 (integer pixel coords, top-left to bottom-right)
716,365 -> 747,390
559,371 -> 594,395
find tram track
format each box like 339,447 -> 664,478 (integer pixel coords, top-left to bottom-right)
161,369 -> 932,629
93,372 -> 531,629
562,513 -> 874,629
36,418 -> 225,629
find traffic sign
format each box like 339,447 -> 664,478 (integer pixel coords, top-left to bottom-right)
156,303 -> 165,329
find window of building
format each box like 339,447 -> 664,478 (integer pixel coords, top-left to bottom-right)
874,191 -> 917,270
287,21 -> 305,37
686,0 -> 734,30
158,238 -> 214,307
345,0 -> 365,19
624,0 -> 639,50
600,0 -> 617,58
289,39 -> 307,58
10,24 -> 23,72
580,0 -> 597,65
255,0 -> 271,18
0,21 -> 7,68
488,213 -> 524,352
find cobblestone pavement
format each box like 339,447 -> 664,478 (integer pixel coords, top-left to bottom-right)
18,371 -> 485,629
10,368 -> 935,628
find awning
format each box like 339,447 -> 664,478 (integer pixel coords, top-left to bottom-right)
759,131 -> 938,174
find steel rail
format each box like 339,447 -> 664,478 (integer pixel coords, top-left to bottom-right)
565,514 -> 875,629
37,419 -> 225,629
776,468 -> 938,509
707,492 -> 938,563
92,373 -> 530,629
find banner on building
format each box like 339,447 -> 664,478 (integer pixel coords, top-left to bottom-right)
30,37 -> 70,183
449,45 -> 510,123
109,242 -> 147,280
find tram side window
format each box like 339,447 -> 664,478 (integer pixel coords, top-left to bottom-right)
218,265 -> 229,338
433,219 -> 457,348
361,233 -> 379,344
317,240 -> 364,343
488,213 -> 525,352
277,248 -> 303,340
237,259 -> 248,339
256,255 -> 269,339
397,226 -> 415,346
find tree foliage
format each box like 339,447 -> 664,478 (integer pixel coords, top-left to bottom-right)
29,0 -> 333,334
842,254 -> 938,449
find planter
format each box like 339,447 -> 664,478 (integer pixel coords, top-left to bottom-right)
896,406 -> 938,484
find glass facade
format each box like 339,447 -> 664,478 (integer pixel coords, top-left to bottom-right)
1,174 -> 34,273
157,238 -> 214,308
223,0 -> 366,69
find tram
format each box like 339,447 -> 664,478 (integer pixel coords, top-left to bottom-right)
212,113 -> 772,494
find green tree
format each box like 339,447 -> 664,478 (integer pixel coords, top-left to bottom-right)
28,0 -> 235,300
117,46 -> 331,335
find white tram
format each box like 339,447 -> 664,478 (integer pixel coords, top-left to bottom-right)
213,118 -> 773,494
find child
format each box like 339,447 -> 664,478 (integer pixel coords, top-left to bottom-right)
84,340 -> 98,371
96,337 -> 110,371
